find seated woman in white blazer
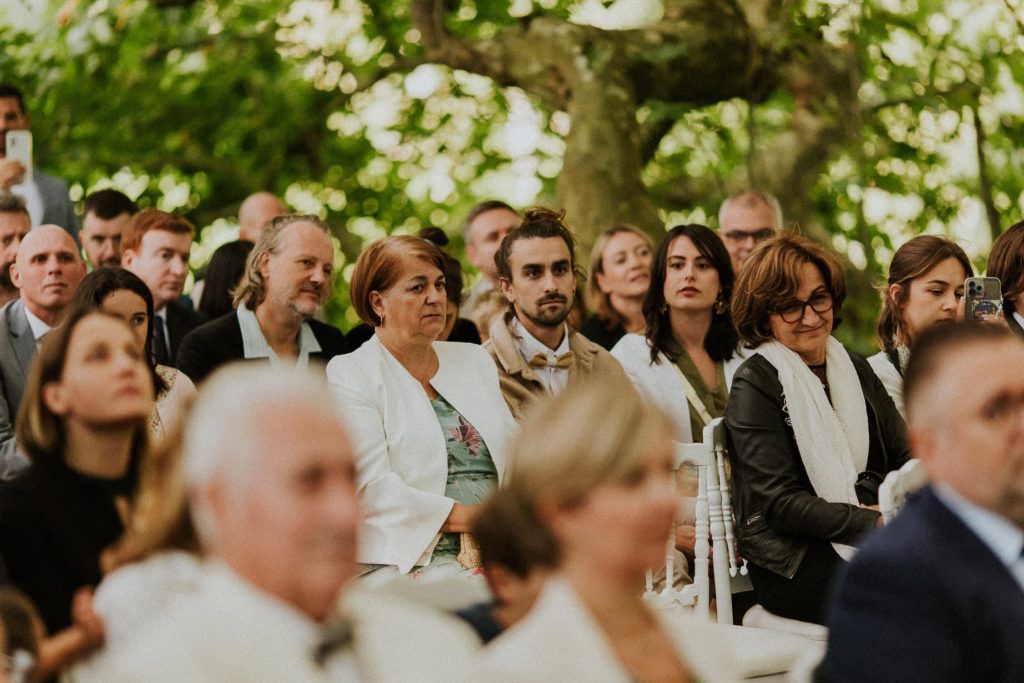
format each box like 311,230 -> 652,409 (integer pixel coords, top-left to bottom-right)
475,377 -> 738,683
610,224 -> 745,558
327,235 -> 516,578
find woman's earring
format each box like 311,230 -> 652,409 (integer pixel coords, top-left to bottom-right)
660,302 -> 668,314
714,293 -> 728,315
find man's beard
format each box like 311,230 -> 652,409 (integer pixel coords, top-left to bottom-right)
522,294 -> 571,328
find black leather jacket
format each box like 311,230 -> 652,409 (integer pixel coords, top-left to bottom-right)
724,350 -> 910,579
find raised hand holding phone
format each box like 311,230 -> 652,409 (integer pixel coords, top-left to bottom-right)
964,276 -> 1003,323
2,130 -> 32,188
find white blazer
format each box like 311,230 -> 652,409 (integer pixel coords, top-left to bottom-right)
477,577 -> 740,682
326,336 -> 516,573
610,333 -> 746,443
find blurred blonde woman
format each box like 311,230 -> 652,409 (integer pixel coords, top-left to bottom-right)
476,376 -> 737,682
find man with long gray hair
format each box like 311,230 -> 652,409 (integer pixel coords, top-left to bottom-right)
176,215 -> 346,383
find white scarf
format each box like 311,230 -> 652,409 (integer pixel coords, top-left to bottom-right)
755,337 -> 869,560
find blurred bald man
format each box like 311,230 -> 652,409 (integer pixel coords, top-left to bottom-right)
238,192 -> 287,244
0,225 -> 85,476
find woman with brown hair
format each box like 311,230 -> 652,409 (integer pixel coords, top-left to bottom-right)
0,310 -> 152,647
581,225 -> 653,350
327,235 -> 515,580
988,221 -> 1024,338
869,235 -> 973,416
725,233 -> 909,624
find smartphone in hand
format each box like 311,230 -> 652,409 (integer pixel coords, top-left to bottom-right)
964,276 -> 1002,322
4,130 -> 32,184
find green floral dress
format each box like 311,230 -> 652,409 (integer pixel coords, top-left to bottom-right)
430,395 -> 499,558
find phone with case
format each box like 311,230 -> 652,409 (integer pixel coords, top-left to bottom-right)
4,130 -> 32,184
964,276 -> 1002,322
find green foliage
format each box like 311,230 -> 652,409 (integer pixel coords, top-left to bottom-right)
2,0 -> 1022,350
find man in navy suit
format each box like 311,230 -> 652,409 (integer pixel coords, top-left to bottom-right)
822,323 -> 1024,682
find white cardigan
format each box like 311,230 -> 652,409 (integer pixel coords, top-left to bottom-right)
326,336 -> 516,573
610,333 -> 745,443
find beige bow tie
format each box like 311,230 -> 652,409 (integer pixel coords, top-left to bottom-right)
528,351 -> 573,369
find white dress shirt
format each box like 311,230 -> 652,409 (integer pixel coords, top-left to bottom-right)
236,304 -> 321,370
22,305 -> 51,348
510,316 -> 570,395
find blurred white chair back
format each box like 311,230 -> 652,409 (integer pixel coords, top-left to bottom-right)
643,418 -> 745,624
879,458 -> 927,525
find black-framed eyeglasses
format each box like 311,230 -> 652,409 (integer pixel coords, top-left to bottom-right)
722,228 -> 775,244
774,291 -> 834,323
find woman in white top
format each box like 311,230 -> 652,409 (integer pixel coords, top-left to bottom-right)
327,235 -> 516,578
869,235 -> 972,416
67,267 -> 196,439
611,224 -> 743,559
476,377 -> 738,683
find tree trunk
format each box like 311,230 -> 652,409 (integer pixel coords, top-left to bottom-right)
560,64 -> 662,248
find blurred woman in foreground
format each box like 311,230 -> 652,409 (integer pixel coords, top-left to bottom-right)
476,377 -> 736,682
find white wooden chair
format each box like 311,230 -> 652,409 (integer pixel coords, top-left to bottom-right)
643,418 -> 745,624
879,458 -> 927,525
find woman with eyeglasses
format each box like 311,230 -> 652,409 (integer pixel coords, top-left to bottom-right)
725,233 -> 909,624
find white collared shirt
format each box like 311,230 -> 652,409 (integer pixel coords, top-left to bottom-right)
9,178 -> 43,227
935,484 -> 1024,592
22,305 -> 51,347
203,562 -> 362,681
511,316 -> 570,395
236,305 -> 321,370
1014,310 -> 1024,331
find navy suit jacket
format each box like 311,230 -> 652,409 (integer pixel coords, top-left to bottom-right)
822,486 -> 1024,682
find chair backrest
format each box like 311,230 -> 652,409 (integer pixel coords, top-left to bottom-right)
879,458 -> 927,524
643,417 -> 741,625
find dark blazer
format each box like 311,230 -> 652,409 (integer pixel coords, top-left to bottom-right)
36,170 -> 80,243
176,309 -> 347,384
724,351 -> 910,579
0,300 -> 36,478
822,486 -> 1024,682
163,300 -> 205,369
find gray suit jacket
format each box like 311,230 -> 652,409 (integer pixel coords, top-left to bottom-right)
35,170 -> 80,244
0,299 -> 36,478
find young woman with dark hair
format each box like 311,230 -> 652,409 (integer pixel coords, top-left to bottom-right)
869,235 -> 973,416
68,267 -> 195,439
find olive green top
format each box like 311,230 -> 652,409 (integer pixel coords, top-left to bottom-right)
667,339 -> 728,440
